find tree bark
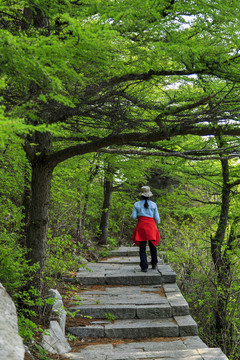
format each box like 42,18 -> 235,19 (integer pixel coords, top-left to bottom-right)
76,193 -> 84,242
98,165 -> 114,245
20,166 -> 31,246
25,131 -> 53,294
210,137 -> 232,352
76,158 -> 100,244
21,5 -> 49,31
26,161 -> 53,292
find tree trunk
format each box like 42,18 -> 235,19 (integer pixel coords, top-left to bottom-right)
21,5 -> 49,31
98,176 -> 113,245
25,131 -> 53,294
76,190 -> 84,242
76,158 -> 100,244
20,166 -> 31,246
210,137 -> 231,351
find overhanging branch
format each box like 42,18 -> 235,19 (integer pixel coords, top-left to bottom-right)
98,148 -> 240,161
47,124 -> 240,167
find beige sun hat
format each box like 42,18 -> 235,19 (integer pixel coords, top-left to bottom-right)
140,186 -> 153,198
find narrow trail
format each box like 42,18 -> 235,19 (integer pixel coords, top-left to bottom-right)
63,246 -> 228,360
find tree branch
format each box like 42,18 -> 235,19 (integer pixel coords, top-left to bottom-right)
230,179 -> 240,188
98,148 -> 240,161
156,93 -> 217,118
47,124 -> 240,168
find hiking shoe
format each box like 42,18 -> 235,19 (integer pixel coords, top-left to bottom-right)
141,269 -> 148,273
152,265 -> 157,269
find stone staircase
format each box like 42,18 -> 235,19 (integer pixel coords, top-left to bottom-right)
64,246 -> 229,360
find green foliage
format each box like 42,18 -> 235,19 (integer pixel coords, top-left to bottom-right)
2,1 -> 240,358
0,134 -> 31,290
33,344 -> 50,360
99,249 -> 111,257
156,152 -> 240,359
103,313 -> 116,322
0,232 -> 36,292
18,315 -> 42,343
45,232 -> 84,279
15,287 -> 54,344
67,333 -> 77,342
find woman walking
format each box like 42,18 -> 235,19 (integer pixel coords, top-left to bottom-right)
131,186 -> 160,272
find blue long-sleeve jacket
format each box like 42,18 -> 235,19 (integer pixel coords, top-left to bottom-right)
131,200 -> 160,224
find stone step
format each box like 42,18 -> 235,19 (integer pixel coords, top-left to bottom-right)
64,246 -> 229,360
98,256 -> 164,265
64,346 -> 228,360
68,263 -> 176,286
109,246 -> 167,259
67,284 -> 189,318
67,315 -> 198,339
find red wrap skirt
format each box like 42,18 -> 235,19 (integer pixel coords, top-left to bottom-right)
131,216 -> 160,247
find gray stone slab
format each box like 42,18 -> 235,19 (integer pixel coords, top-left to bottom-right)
76,344 -> 115,352
198,348 -> 229,359
107,350 -> 203,360
68,299 -> 175,320
174,315 -> 198,336
167,303 -> 190,316
105,273 -> 162,286
104,319 -> 179,338
137,304 -> 171,318
171,303 -> 190,316
75,277 -> 106,285
65,353 -> 103,360
42,321 -> 71,355
105,286 -> 141,293
65,354 -> 106,360
165,292 -> 189,316
78,290 -> 107,295
142,340 -> 186,351
184,336 -> 208,349
67,283 -> 189,320
166,292 -> 188,303
75,263 -> 176,286
67,324 -> 105,338
139,284 -> 162,291
67,284 -> 185,320
98,256 -> 164,265
104,298 -> 166,305
163,283 -> 181,293
64,339 -> 229,360
109,247 -> 140,256
68,318 -> 180,339
109,247 -> 166,259
98,295 -> 166,305
0,283 -> 25,360
69,304 -> 137,319
65,352 -> 202,360
73,294 -> 167,306
65,340 -> 186,359
114,340 -> 186,352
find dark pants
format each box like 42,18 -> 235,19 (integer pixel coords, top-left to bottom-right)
139,241 -> 158,270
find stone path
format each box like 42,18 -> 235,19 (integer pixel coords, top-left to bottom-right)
64,246 -> 229,360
